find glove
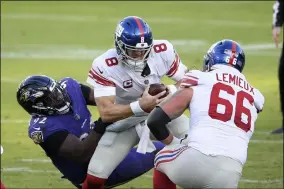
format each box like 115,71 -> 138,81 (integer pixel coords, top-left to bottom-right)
93,118 -> 113,134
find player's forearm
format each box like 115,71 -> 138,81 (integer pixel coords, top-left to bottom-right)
98,103 -> 134,123
79,131 -> 103,163
57,132 -> 103,164
174,79 -> 183,89
106,115 -> 148,132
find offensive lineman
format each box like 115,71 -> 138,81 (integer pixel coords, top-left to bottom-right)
147,39 -> 265,188
84,16 -> 190,188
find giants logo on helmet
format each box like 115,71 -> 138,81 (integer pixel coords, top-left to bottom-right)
115,24 -> 124,37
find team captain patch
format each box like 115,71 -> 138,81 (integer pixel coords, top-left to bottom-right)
30,131 -> 44,144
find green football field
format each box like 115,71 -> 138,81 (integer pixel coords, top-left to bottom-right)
1,1 -> 283,188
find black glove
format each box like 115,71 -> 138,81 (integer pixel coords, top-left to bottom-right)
93,118 -> 113,134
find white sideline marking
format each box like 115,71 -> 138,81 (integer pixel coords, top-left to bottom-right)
21,159 -> 51,163
240,178 -> 283,184
1,13 -> 267,27
1,46 -> 105,60
242,43 -> 278,51
250,140 -> 283,144
1,14 -> 99,22
1,168 -> 282,184
1,42 -> 281,61
170,40 -> 207,46
1,119 -> 28,124
2,167 -> 58,173
1,77 -> 22,84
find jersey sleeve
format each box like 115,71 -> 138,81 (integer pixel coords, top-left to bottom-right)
86,53 -> 117,98
180,70 -> 203,88
253,88 -> 265,112
28,117 -> 67,145
163,40 -> 189,81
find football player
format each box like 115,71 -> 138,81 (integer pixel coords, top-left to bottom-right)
16,75 -> 165,189
147,39 -> 265,188
84,16 -> 190,188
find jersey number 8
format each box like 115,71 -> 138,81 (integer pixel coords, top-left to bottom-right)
153,43 -> 167,53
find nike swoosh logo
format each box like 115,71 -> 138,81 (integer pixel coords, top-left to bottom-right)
98,67 -> 103,74
81,119 -> 87,128
33,127 -> 41,131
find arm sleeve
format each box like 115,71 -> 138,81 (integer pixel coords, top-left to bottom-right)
80,83 -> 96,105
39,130 -> 69,156
253,88 -> 265,112
180,70 -> 201,88
273,0 -> 284,27
86,60 -> 116,98
165,42 -> 189,82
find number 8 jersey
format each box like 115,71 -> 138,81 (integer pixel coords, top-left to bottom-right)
181,65 -> 265,165
86,40 -> 188,104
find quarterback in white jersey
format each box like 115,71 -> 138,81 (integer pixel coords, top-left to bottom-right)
83,16 -> 189,188
147,39 -> 265,189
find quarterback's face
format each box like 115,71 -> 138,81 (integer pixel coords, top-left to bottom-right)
126,49 -> 146,60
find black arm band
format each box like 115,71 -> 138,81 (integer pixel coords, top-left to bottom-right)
147,106 -> 172,141
80,84 -> 95,105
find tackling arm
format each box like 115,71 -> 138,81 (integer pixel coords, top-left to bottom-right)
95,96 -> 135,123
40,118 -> 109,164
147,87 -> 193,145
95,85 -> 166,123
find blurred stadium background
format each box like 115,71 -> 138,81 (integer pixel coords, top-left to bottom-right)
1,1 -> 283,188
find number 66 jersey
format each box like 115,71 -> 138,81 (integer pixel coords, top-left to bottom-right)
181,66 -> 265,165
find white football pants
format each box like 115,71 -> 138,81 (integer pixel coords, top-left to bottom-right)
155,144 -> 243,188
87,114 -> 189,178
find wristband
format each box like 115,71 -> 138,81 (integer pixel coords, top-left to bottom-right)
130,101 -> 148,116
167,84 -> 177,94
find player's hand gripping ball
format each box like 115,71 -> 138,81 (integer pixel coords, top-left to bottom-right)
148,83 -> 169,99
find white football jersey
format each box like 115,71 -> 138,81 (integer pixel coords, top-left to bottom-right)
86,40 -> 188,104
180,65 -> 265,165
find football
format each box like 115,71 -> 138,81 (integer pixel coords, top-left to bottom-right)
148,83 -> 169,99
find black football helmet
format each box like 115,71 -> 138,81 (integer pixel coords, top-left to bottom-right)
16,75 -> 72,116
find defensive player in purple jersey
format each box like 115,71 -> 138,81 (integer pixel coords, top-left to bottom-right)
16,75 -> 164,188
